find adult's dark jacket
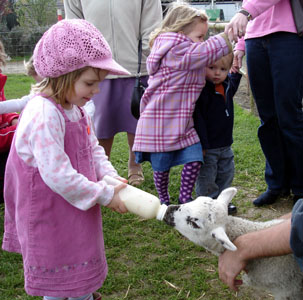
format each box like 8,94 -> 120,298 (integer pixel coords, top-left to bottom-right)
193,72 -> 242,150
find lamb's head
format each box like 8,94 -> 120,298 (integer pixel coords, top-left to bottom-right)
159,188 -> 238,254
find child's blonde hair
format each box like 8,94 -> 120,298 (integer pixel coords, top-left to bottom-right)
24,56 -> 37,77
32,66 -> 102,107
217,52 -> 234,69
0,40 -> 7,67
149,2 -> 208,47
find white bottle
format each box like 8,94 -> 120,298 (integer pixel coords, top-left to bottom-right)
103,175 -> 167,220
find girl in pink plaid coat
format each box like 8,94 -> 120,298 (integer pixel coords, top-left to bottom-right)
133,3 -> 232,205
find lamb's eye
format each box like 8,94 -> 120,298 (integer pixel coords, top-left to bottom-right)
186,216 -> 200,229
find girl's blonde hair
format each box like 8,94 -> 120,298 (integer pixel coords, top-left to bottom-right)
24,56 -> 37,77
149,2 -> 208,47
0,40 -> 7,67
32,66 -> 102,107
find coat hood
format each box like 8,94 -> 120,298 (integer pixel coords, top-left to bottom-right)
147,32 -> 191,75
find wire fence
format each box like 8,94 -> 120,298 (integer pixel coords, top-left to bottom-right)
0,0 -> 240,58
0,25 -> 49,58
0,25 -> 224,60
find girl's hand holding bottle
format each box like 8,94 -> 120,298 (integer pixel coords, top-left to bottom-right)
106,182 -> 128,214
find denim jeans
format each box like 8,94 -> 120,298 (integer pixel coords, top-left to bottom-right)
246,32 -> 303,195
195,146 -> 234,198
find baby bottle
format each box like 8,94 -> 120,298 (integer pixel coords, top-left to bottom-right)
103,175 -> 167,220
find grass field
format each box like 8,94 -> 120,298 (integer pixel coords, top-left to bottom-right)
0,74 -> 284,300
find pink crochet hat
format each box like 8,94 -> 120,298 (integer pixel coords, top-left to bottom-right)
33,19 -> 130,78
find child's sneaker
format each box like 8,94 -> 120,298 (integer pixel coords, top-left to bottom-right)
228,203 -> 237,215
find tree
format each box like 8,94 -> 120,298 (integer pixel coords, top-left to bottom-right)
0,0 -> 18,30
14,0 -> 57,29
0,0 -> 11,20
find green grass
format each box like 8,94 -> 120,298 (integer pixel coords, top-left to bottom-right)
4,74 -> 35,99
233,105 -> 266,189
0,75 -> 272,300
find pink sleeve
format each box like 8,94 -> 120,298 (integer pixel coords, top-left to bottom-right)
20,100 -> 115,210
170,34 -> 230,71
88,118 -> 119,180
234,38 -> 245,52
243,0 -> 282,19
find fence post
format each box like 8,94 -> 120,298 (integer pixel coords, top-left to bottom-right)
57,9 -> 63,21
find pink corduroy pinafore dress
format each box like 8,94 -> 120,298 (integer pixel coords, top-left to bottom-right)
2,97 -> 108,297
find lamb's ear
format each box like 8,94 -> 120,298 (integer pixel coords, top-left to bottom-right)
211,226 -> 237,251
217,187 -> 237,206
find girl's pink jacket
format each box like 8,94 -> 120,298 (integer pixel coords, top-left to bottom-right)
133,32 -> 230,153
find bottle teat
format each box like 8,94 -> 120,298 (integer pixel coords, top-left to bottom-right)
156,204 -> 168,221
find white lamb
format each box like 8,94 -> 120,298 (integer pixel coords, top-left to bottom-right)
159,188 -> 303,300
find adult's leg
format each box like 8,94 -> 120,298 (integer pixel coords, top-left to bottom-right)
246,36 -> 288,193
98,138 -> 114,159
267,32 -> 303,197
127,133 -> 144,186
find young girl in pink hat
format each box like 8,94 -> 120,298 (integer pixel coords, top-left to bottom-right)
2,19 -> 130,300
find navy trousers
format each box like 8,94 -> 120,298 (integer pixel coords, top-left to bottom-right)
246,32 -> 303,195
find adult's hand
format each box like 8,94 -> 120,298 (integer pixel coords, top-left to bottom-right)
233,50 -> 245,70
224,13 -> 249,42
219,219 -> 292,291
218,244 -> 247,291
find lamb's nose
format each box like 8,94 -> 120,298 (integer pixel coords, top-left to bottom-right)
162,205 -> 180,226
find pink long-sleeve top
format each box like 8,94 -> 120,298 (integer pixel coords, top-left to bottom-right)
15,95 -> 118,210
236,0 -> 297,51
133,32 -> 230,153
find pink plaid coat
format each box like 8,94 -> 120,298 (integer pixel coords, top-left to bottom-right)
133,32 -> 230,153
